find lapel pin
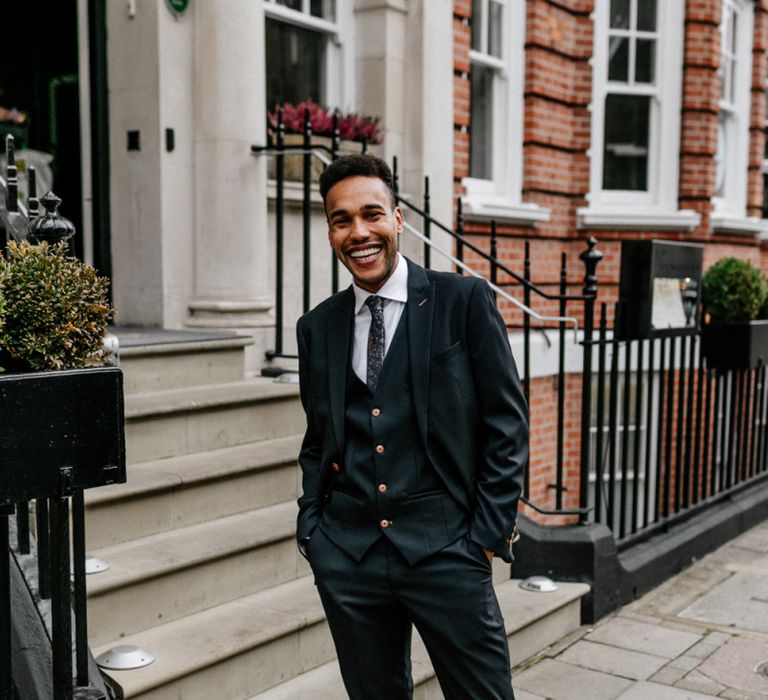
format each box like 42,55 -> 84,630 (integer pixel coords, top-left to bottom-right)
418,298 -> 429,307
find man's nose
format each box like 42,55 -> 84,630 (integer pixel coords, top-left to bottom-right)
350,217 -> 370,239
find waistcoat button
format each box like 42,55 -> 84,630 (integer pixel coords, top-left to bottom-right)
380,519 -> 391,528
372,407 -> 381,417
375,444 -> 385,454
378,483 -> 388,493
331,462 -> 340,472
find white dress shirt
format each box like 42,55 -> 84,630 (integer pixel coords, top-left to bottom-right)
351,252 -> 408,384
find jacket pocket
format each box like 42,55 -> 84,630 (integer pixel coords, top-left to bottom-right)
432,340 -> 464,366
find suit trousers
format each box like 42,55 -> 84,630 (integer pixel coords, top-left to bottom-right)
308,527 -> 515,700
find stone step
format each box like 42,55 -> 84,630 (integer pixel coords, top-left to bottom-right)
118,334 -> 252,395
251,578 -> 590,700
85,435 -> 302,548
124,378 -> 304,463
86,501 -> 310,647
91,575 -> 331,700
93,572 -> 588,700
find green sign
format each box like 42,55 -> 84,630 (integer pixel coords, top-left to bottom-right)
165,0 -> 190,15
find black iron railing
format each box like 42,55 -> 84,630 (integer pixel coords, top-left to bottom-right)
588,313 -> 768,548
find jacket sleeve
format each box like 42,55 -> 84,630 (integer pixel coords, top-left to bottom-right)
466,279 -> 529,562
296,318 -> 323,551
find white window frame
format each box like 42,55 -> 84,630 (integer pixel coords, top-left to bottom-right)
712,0 -> 754,223
264,0 -> 355,111
462,0 -> 549,225
579,0 -> 697,231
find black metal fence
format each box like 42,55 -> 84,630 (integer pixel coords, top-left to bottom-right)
587,315 -> 768,548
0,134 -> 123,700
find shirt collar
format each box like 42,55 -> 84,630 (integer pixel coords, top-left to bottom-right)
353,253 -> 408,315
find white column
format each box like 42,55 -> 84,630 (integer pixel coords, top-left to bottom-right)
187,0 -> 273,353
354,0 -> 454,270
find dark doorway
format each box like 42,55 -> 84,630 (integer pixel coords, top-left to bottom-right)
1,1 -> 87,263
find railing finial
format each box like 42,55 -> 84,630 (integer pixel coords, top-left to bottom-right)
579,236 -> 603,298
5,134 -> 18,213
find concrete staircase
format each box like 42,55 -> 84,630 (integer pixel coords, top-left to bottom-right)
85,329 -> 589,699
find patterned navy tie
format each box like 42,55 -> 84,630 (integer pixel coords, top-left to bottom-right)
365,295 -> 386,391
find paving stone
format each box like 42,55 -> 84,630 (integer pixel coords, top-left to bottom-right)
558,640 -> 667,681
679,573 -> 768,635
674,669 -> 726,695
650,666 -> 688,685
614,680 -> 721,699
585,618 -> 702,659
686,642 -> 720,660
730,524 -> 768,554
702,631 -> 732,647
514,658 -> 633,700
513,690 -> 546,700
667,656 -> 702,672
618,611 -> 663,625
542,625 -> 590,658
697,636 -> 768,695
720,688 -> 768,700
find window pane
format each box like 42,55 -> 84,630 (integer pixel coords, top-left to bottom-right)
266,18 -> 324,108
635,39 -> 655,83
470,63 -> 494,180
608,37 -> 629,81
603,94 -> 650,190
762,173 -> 768,218
610,0 -> 630,29
273,0 -> 302,10
488,1 -> 504,58
716,114 -> 727,197
310,0 -> 335,19
637,0 -> 657,32
471,0 -> 483,51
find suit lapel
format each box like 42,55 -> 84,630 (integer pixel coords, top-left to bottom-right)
406,259 -> 434,447
327,288 -> 354,451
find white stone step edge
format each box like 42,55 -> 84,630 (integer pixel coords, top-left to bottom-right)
86,500 -> 298,597
119,336 -> 253,359
85,435 -> 303,507
124,378 -> 301,420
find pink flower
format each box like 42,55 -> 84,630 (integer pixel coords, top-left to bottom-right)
268,100 -> 383,144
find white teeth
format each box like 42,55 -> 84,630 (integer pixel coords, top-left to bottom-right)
350,247 -> 381,259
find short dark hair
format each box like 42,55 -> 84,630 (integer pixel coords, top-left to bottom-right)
318,154 -> 396,208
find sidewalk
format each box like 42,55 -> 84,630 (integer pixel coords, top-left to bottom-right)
512,517 -> 768,699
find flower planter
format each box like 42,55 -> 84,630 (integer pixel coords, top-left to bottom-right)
270,135 -> 373,182
701,320 -> 768,371
0,366 -> 125,506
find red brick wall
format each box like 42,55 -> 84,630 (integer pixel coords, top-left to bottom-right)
452,0 -> 768,527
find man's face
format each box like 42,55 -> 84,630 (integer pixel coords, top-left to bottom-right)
326,176 -> 403,293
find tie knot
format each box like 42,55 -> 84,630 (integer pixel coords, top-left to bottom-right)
365,295 -> 385,314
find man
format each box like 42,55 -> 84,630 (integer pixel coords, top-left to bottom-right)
296,154 -> 528,699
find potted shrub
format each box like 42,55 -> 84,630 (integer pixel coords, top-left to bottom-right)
700,257 -> 768,371
267,100 -> 383,181
0,239 -> 125,505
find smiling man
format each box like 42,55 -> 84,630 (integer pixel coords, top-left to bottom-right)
296,155 -> 528,700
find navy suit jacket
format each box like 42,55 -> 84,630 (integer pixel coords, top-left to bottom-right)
296,257 -> 528,562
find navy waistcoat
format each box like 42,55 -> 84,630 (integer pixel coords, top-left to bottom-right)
320,308 -> 468,564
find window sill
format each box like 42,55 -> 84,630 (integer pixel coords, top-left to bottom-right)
711,214 -> 767,237
460,194 -> 550,226
576,208 -> 700,232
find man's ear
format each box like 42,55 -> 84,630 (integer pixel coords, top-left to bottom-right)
394,207 -> 404,236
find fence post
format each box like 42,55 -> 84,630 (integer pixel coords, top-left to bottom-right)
0,504 -> 13,700
578,237 -> 603,522
423,176 -> 431,269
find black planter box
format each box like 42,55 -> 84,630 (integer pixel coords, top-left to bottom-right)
702,320 -> 768,371
0,366 -> 125,506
